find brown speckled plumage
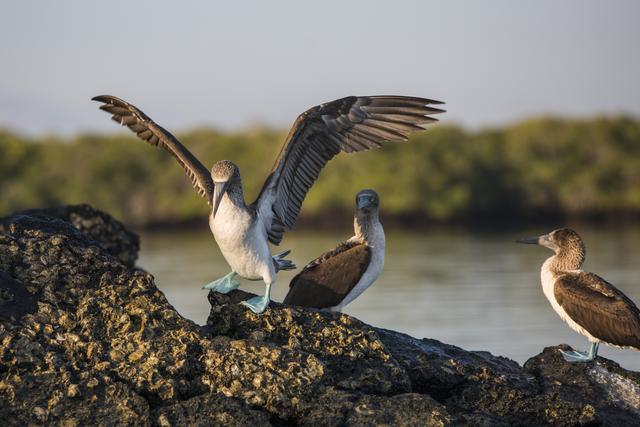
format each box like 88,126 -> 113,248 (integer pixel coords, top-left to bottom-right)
211,160 -> 240,182
546,228 -> 587,272
527,228 -> 640,351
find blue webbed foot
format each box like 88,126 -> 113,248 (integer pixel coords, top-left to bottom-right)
560,349 -> 593,362
202,272 -> 240,294
240,295 -> 271,314
560,342 -> 599,363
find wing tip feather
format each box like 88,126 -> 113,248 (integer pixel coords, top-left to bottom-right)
426,107 -> 447,115
92,94 -> 120,104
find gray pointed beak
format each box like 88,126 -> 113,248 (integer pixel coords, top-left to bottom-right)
213,181 -> 230,217
516,235 -> 542,245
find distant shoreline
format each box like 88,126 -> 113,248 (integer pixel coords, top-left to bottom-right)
3,115 -> 640,228
129,210 -> 640,233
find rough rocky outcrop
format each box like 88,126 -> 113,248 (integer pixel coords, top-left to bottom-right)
1,205 -> 639,426
0,204 -> 139,267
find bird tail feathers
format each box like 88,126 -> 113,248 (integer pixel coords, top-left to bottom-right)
273,249 -> 296,272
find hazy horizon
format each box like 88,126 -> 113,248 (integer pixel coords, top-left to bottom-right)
1,1 -> 639,136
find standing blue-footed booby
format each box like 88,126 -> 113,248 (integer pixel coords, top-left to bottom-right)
517,228 -> 640,362
93,94 -> 444,313
284,189 -> 384,311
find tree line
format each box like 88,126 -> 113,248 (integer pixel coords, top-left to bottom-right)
1,116 -> 639,227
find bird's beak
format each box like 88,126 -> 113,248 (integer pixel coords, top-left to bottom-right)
516,235 -> 543,245
213,181 -> 230,217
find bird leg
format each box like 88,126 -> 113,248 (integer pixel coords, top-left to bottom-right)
560,342 -> 599,363
240,281 -> 272,314
202,272 -> 240,293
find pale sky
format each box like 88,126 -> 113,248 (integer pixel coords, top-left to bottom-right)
1,1 -> 639,135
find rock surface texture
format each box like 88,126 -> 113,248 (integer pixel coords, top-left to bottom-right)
0,204 -> 638,426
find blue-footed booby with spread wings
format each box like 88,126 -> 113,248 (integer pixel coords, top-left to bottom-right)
284,189 -> 384,310
517,228 -> 640,362
93,94 -> 444,313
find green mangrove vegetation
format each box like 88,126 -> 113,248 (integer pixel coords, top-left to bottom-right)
1,116 -> 639,227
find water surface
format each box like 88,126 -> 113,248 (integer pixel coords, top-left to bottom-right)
137,226 -> 640,371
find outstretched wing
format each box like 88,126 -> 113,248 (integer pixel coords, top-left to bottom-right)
92,95 -> 214,204
253,95 -> 444,244
555,272 -> 640,349
283,240 -> 371,309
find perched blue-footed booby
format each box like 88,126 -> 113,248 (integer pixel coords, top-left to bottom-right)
283,189 -> 384,310
517,228 -> 640,362
93,95 -> 444,313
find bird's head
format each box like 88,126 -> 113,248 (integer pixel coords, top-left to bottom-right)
354,189 -> 381,241
211,160 -> 240,217
517,228 -> 585,255
356,189 -> 380,215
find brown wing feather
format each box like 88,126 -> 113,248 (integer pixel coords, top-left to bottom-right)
92,95 -> 214,204
283,241 -> 371,309
555,272 -> 640,349
254,95 -> 444,244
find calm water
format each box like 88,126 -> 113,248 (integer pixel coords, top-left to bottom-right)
137,225 -> 640,371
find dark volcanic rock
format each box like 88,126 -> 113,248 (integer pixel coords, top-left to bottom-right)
1,203 -> 139,267
207,292 -> 640,426
0,270 -> 39,322
1,205 -> 639,426
205,291 -> 412,396
153,394 -> 273,427
298,388 -> 453,426
523,345 -> 640,426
